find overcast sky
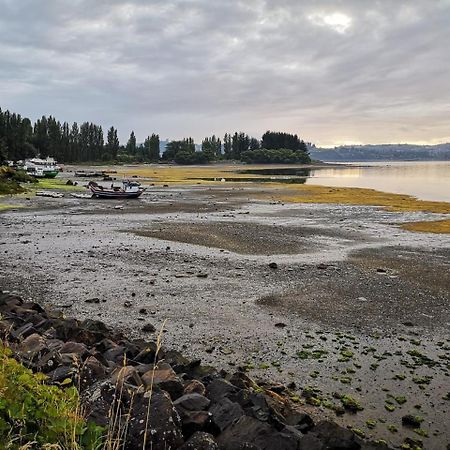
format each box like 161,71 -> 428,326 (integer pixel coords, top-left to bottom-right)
1,0 -> 449,146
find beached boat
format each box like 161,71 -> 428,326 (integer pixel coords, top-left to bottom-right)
88,180 -> 145,199
25,158 -> 60,178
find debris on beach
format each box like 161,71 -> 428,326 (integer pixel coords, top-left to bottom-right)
35,191 -> 64,198
70,193 -> 93,199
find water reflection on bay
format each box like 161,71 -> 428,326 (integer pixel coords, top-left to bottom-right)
240,162 -> 450,202
306,162 -> 450,202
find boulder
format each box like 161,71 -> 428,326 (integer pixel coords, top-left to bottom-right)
206,378 -> 240,404
59,341 -> 88,357
79,356 -> 107,388
184,379 -> 206,396
209,397 -> 244,432
179,431 -> 219,450
178,409 -> 215,437
174,393 -> 211,412
110,365 -> 142,388
217,415 -> 301,450
307,421 -> 360,450
125,390 -> 184,450
142,363 -> 184,400
19,333 -> 47,358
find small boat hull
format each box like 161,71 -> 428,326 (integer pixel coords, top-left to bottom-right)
88,181 -> 145,199
91,189 -> 144,199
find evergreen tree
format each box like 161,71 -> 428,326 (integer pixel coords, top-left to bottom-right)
106,126 -> 119,160
223,133 -> 232,159
149,133 -> 160,161
201,135 -> 221,160
126,131 -> 137,155
69,122 -> 80,162
249,137 -> 260,150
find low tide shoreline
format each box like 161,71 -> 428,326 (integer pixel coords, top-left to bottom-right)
0,165 -> 449,448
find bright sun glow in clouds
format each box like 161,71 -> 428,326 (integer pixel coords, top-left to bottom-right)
308,12 -> 352,34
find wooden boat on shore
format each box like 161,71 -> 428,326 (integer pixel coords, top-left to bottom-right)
88,181 -> 145,199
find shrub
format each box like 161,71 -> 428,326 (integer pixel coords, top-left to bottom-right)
0,166 -> 36,194
0,344 -> 103,449
241,148 -> 311,164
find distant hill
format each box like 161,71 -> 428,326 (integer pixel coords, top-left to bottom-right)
310,143 -> 450,162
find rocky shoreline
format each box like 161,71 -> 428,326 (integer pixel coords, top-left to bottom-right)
0,290 -> 401,449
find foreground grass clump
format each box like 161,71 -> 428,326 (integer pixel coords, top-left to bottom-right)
0,344 -> 102,449
0,166 -> 36,195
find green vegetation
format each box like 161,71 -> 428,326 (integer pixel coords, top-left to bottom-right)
339,394 -> 364,412
241,148 -> 310,164
0,344 -> 103,449
0,166 -> 36,194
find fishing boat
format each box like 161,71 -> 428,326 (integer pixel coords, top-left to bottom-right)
24,157 -> 60,178
88,180 -> 145,199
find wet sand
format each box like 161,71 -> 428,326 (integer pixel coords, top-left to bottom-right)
0,179 -> 449,449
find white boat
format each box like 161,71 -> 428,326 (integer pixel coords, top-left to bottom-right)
24,158 -> 60,178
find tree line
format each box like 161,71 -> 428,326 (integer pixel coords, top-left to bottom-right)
0,107 -> 310,165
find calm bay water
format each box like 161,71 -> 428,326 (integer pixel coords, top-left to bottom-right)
240,161 -> 450,202
306,161 -> 450,202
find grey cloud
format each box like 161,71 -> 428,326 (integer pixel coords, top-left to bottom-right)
0,0 -> 449,145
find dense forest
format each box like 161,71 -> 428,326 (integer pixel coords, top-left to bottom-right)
0,107 -> 310,165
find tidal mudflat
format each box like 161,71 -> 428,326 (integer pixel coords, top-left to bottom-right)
0,165 -> 449,449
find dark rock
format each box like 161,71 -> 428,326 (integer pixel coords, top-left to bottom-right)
85,297 -> 100,304
35,350 -> 62,373
81,319 -> 109,334
402,414 -> 423,428
110,365 -> 143,388
217,415 -> 301,450
83,380 -> 118,427
163,349 -> 191,372
298,434 -> 325,450
184,379 -> 206,396
206,378 -> 239,404
268,262 -> 278,269
139,308 -> 148,315
59,341 -> 88,357
209,397 -> 244,432
142,363 -> 184,400
229,372 -> 258,390
174,393 -> 211,411
178,409 -> 215,437
123,300 -> 132,308
79,356 -> 106,387
125,390 -> 184,450
47,365 -> 78,384
142,323 -> 156,333
308,421 -> 360,450
274,322 -> 287,328
103,345 -> 126,363
284,408 -> 314,432
95,338 -> 118,353
179,431 -> 219,450
19,333 -> 46,358
11,322 -> 35,340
